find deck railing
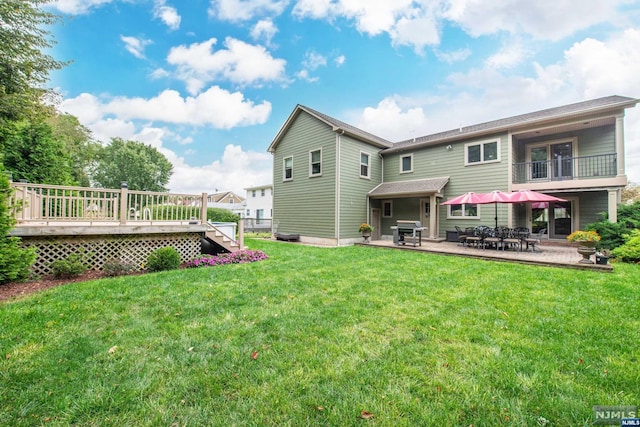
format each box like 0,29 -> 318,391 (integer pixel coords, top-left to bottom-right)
512,153 -> 617,184
9,182 -> 208,226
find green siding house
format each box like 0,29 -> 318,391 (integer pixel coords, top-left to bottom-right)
268,96 -> 638,245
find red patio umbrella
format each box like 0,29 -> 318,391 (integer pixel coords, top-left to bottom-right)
442,190 -> 567,228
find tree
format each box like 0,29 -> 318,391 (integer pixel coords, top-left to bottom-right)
0,161 -> 36,283
0,0 -> 67,121
47,113 -> 99,186
90,138 -> 173,191
0,118 -> 75,185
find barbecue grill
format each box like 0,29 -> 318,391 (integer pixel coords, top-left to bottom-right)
391,220 -> 426,247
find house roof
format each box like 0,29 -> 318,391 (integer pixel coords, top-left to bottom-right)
268,104 -> 393,153
368,177 -> 450,198
384,95 -> 639,154
208,191 -> 245,203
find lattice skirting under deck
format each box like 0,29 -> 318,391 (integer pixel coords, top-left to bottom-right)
21,233 -> 203,276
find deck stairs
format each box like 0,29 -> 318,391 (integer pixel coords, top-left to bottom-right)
203,222 -> 242,253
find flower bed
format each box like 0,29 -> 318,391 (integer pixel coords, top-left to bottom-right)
186,250 -> 268,268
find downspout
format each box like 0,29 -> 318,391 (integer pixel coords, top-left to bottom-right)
336,130 -> 343,243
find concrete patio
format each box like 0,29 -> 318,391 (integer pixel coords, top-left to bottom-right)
357,239 -> 613,271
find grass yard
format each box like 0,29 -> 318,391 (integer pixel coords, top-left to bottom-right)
1,239 -> 638,426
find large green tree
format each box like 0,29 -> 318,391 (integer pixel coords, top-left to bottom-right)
47,113 -> 99,186
0,0 -> 67,121
91,138 -> 173,191
0,118 -> 75,185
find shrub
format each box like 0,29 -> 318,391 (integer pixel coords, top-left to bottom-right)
206,208 -> 240,224
611,229 -> 640,263
147,246 -> 181,272
186,250 -> 268,268
0,164 -> 37,284
585,201 -> 640,249
103,258 -> 137,277
51,252 -> 88,279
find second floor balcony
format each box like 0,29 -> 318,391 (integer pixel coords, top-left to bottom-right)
513,153 -> 617,184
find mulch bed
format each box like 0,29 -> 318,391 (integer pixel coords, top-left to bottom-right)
0,270 -> 146,302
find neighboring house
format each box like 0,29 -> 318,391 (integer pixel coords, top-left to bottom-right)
268,95 -> 638,246
244,184 -> 273,231
244,184 -> 273,221
206,191 -> 246,217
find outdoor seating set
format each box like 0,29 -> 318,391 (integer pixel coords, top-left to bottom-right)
455,226 -> 545,252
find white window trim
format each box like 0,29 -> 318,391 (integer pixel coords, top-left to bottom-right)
360,151 -> 371,179
382,200 -> 393,218
283,156 -> 293,182
309,148 -> 322,177
464,139 -> 501,166
400,153 -> 414,174
446,203 -> 480,219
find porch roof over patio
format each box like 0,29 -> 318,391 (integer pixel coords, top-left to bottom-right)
368,177 -> 449,198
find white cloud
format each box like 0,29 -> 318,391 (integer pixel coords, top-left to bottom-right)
302,50 -> 327,70
208,0 -> 289,22
166,37 -> 287,94
292,0 -> 441,54
443,0 -> 628,41
61,87 -> 272,129
151,68 -> 171,79
435,47 -> 471,64
168,144 -> 273,194
121,36 -> 153,59
485,41 -> 530,70
295,69 -> 318,83
334,54 -> 346,67
47,0 -> 114,14
356,97 -> 430,142
250,19 -> 279,46
154,1 -> 181,30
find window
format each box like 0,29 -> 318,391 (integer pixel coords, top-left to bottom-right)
383,200 -> 393,218
465,139 -> 500,165
246,209 -> 250,217
261,189 -> 265,196
360,152 -> 371,178
256,209 -> 264,224
252,190 -> 256,198
310,149 -> 322,177
447,203 -> 479,219
229,197 -> 234,204
283,156 -> 293,181
400,154 -> 413,173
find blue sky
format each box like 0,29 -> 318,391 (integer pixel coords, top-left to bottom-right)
48,0 -> 640,195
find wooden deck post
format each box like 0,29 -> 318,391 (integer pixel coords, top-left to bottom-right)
119,185 -> 128,225
238,217 -> 244,249
201,193 -> 208,224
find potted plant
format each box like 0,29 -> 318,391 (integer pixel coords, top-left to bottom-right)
358,223 -> 374,243
567,230 -> 601,264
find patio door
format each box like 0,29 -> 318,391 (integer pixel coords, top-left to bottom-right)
529,198 -> 576,239
420,199 -> 431,236
528,140 -> 574,181
371,208 -> 381,241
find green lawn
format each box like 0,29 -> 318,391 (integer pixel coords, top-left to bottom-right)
1,239 -> 638,426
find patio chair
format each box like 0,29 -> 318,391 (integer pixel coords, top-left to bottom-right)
483,227 -> 502,250
455,226 -> 467,246
502,228 -> 522,251
464,227 -> 483,248
524,228 -> 546,252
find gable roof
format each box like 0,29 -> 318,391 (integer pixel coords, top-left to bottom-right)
268,104 -> 393,153
385,95 -> 638,154
208,191 -> 245,203
368,177 -> 450,198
